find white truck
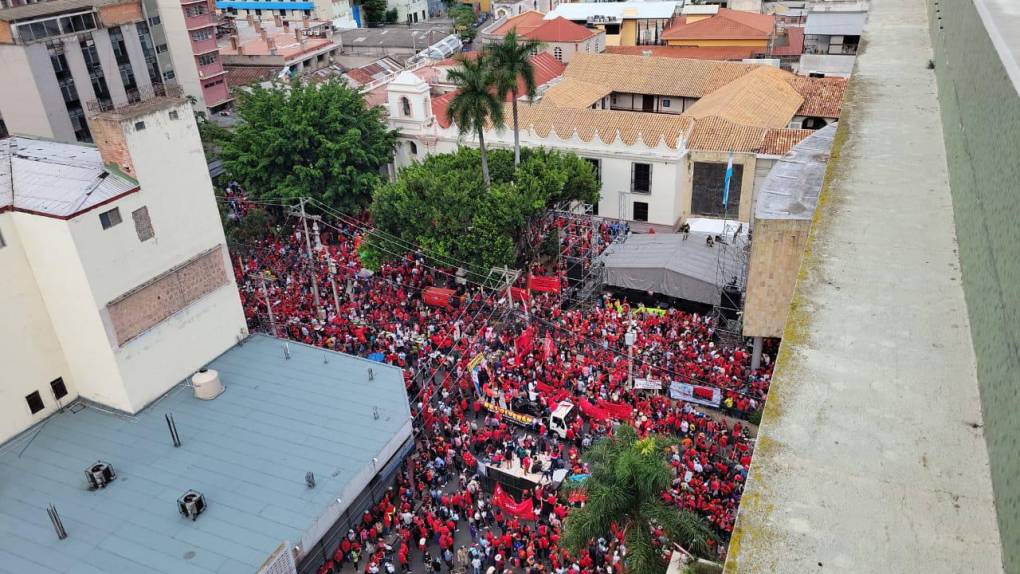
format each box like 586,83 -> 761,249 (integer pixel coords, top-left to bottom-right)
549,401 -> 578,439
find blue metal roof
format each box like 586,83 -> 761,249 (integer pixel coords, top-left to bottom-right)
0,335 -> 412,574
215,1 -> 314,11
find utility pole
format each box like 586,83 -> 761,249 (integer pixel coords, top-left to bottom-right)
259,272 -> 279,338
298,198 -> 322,312
328,258 -> 342,318
625,326 -> 636,388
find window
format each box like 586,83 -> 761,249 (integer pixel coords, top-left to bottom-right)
148,15 -> 161,25
134,121 -> 146,130
198,53 -> 217,66
631,162 -> 651,194
168,110 -> 179,120
26,391 -> 44,414
633,201 -> 649,222
156,43 -> 168,53
50,377 -> 68,400
662,98 -> 670,108
408,141 -> 418,155
132,206 -> 155,241
163,69 -> 176,80
691,161 -> 743,217
400,96 -> 411,117
553,47 -> 563,62
584,157 -> 600,182
99,207 -> 122,229
191,28 -> 213,41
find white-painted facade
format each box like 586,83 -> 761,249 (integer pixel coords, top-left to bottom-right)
385,73 -> 771,227
0,99 -> 247,444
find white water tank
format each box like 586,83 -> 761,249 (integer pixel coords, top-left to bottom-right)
192,369 -> 224,400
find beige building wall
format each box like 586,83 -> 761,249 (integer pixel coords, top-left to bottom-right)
0,43 -> 76,140
742,217 -> 810,337
158,0 -> 206,113
0,213 -> 76,443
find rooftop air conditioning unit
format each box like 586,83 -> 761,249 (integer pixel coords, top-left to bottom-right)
192,368 -> 224,400
178,490 -> 207,521
85,461 -> 116,490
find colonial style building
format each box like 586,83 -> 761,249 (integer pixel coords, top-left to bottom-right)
383,53 -> 846,227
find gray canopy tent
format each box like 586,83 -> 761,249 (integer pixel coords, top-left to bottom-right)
598,232 -> 747,305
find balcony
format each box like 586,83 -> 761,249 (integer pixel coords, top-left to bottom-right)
184,11 -> 215,30
197,60 -> 225,79
191,36 -> 218,54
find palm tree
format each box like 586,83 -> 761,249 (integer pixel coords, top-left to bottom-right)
562,425 -> 717,574
446,55 -> 505,187
485,31 -> 542,167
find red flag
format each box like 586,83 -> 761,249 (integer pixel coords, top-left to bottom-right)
542,335 -> 555,361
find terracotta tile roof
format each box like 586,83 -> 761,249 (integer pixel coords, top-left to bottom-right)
760,127 -> 814,155
513,104 -> 694,149
344,68 -> 376,86
563,53 -> 755,98
491,10 -> 546,37
771,26 -> 804,57
540,78 -> 611,108
224,66 -> 279,88
526,17 -> 596,42
683,66 -> 804,128
563,53 -> 845,119
604,45 -> 759,61
785,75 -> 847,118
662,8 -> 774,41
432,91 -> 457,128
686,116 -> 767,152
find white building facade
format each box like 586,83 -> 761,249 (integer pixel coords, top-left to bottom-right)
0,97 -> 247,443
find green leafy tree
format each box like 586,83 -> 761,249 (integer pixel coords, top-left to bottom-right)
217,80 -> 396,213
562,426 -> 717,574
485,30 -> 542,167
450,5 -> 477,41
362,146 -> 598,273
446,55 -> 504,187
362,0 -> 388,26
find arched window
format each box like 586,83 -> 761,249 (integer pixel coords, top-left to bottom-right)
409,141 -> 418,155
400,96 -> 411,117
553,47 -> 563,62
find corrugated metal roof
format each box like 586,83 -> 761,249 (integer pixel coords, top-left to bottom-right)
0,137 -> 137,218
754,122 -> 836,220
0,334 -> 412,574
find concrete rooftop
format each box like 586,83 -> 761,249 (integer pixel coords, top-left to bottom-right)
0,335 -> 412,574
724,0 -> 1004,572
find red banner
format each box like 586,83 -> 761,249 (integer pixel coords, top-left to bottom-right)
510,287 -> 530,303
536,381 -> 569,403
423,287 -> 455,308
596,399 -> 633,421
493,484 -> 537,520
693,386 -> 715,401
515,327 -> 535,362
578,398 -> 610,422
528,274 -> 561,293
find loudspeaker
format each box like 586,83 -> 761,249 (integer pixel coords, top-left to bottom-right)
566,258 -> 584,286
720,286 -> 742,320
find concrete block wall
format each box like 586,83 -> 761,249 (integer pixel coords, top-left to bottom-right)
927,1 -> 1020,570
742,218 -> 810,338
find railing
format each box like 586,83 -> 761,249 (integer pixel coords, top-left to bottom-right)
86,83 -> 184,114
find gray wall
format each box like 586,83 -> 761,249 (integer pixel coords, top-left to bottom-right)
927,1 -> 1020,571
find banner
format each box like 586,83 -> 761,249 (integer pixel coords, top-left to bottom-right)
483,400 -> 538,428
493,484 -> 537,520
634,307 -> 667,317
633,378 -> 662,390
423,287 -> 455,308
668,381 -> 722,407
467,353 -> 486,371
510,287 -> 530,303
515,327 -> 534,362
597,399 -> 633,421
528,274 -> 561,293
578,398 -> 610,422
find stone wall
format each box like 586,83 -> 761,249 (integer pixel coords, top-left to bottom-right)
742,218 -> 810,338
927,1 -> 1020,570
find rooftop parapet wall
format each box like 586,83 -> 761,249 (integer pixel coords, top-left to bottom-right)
927,0 -> 1020,571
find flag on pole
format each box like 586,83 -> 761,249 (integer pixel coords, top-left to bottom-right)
722,151 -> 734,208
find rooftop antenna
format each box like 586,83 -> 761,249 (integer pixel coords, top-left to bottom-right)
305,472 -> 316,488
165,413 -> 182,447
46,504 -> 68,540
368,368 -> 374,381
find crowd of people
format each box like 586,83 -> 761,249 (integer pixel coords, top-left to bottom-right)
226,197 -> 774,573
